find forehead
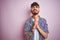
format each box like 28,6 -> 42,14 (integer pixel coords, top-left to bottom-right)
31,6 -> 40,9
31,5 -> 40,8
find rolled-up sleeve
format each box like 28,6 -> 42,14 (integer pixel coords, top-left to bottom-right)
24,20 -> 33,40
24,21 -> 31,35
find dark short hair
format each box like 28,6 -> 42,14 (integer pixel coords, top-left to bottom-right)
31,2 -> 39,7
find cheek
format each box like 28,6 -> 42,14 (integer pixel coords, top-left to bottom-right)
31,9 -> 34,11
37,9 -> 40,12
31,8 -> 34,10
37,8 -> 39,10
31,9 -> 33,13
31,9 -> 34,12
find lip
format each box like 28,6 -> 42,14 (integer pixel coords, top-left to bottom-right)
33,10 -> 37,12
33,10 -> 37,11
34,9 -> 37,10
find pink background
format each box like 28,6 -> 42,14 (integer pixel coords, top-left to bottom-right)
0,0 -> 60,40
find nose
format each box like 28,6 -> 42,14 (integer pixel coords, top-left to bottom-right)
34,6 -> 36,9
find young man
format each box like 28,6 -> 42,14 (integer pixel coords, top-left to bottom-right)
24,2 -> 49,40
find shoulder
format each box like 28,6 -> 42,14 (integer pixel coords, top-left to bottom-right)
25,17 -> 32,24
40,17 -> 47,23
26,17 -> 31,22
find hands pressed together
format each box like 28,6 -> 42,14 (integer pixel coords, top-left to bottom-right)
31,17 -> 40,32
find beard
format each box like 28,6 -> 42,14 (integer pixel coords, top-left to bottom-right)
31,10 -> 39,15
32,13 -> 38,15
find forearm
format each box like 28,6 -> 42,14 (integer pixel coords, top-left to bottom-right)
37,25 -> 48,39
25,31 -> 32,40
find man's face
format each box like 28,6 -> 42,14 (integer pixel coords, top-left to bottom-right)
31,6 -> 40,15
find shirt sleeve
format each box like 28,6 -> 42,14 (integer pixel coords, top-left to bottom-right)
42,18 -> 49,34
24,20 -> 33,40
24,20 -> 31,35
24,20 -> 32,34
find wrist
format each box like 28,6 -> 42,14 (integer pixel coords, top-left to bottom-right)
31,28 -> 35,32
37,25 -> 40,29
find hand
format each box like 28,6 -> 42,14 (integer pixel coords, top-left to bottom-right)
33,18 -> 39,29
36,21 -> 40,29
31,18 -> 37,32
34,18 -> 40,29
31,16 -> 39,31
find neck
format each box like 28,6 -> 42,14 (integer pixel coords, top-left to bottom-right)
32,15 -> 39,19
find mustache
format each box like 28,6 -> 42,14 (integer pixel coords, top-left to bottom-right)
33,9 -> 37,11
